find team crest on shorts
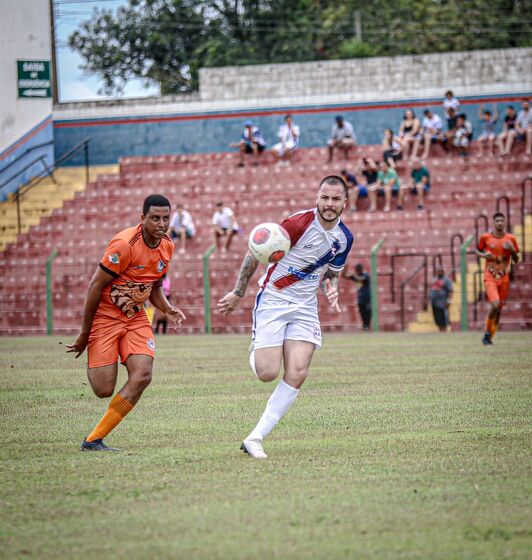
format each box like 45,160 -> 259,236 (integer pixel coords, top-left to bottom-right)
314,328 -> 322,338
147,338 -> 155,350
157,260 -> 165,272
108,253 -> 120,264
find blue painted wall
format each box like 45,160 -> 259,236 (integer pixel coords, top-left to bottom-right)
0,116 -> 54,201
53,93 -> 530,167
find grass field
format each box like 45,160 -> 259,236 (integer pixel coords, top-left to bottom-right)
0,332 -> 531,560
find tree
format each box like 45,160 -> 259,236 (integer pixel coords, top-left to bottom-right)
67,0 -> 532,95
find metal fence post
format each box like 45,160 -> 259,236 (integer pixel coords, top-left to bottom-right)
370,238 -> 385,332
202,244 -> 216,334
46,249 -> 58,335
460,235 -> 474,332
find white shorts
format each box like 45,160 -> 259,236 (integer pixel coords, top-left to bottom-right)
252,293 -> 322,349
478,131 -> 496,141
272,140 -> 298,156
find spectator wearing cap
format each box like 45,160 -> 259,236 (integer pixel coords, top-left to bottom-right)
212,201 -> 239,252
272,114 -> 300,167
230,121 -> 266,167
327,115 -> 357,163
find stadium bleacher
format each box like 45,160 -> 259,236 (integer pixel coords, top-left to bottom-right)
0,144 -> 530,335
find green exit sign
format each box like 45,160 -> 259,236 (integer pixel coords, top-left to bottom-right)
17,60 -> 51,98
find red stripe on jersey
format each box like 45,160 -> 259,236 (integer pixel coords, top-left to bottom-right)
281,210 -> 315,248
261,262 -> 279,290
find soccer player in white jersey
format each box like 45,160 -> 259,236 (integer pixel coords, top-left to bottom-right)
217,176 -> 354,459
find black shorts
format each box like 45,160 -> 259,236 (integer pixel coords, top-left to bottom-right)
244,143 -> 266,154
432,306 -> 449,328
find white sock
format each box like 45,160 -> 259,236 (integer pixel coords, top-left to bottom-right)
249,350 -> 258,377
247,379 -> 300,441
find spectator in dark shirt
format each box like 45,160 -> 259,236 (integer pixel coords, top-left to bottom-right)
340,169 -> 368,212
344,263 -> 372,330
410,159 -> 430,210
358,156 -> 379,212
496,106 -> 517,157
399,109 -> 421,158
430,268 -> 453,332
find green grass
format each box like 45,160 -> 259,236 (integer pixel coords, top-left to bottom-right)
0,332 -> 531,560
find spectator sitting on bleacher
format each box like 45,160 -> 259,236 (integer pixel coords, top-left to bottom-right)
212,200 -> 239,253
272,114 -> 300,167
231,121 -> 266,167
358,156 -> 379,213
327,115 -> 356,163
340,169 -> 368,213
496,105 -> 517,157
444,106 -> 458,145
477,105 -> 498,157
376,160 -> 401,213
453,113 -> 473,157
398,109 -> 421,158
382,128 -> 404,169
169,202 -> 196,254
443,90 -> 460,119
412,109 -> 445,160
515,98 -> 531,156
409,158 -> 430,211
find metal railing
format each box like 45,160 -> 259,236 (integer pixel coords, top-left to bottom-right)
389,252 -> 427,303
0,139 -> 54,177
11,138 -> 91,234
450,233 -> 464,281
399,255 -> 428,331
0,154 -> 55,193
521,177 -> 532,261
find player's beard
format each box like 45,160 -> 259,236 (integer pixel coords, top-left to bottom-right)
317,206 -> 342,222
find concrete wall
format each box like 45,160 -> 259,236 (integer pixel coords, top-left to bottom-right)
199,48 -> 532,104
0,0 -> 53,199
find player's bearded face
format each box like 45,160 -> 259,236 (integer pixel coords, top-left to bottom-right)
316,184 -> 346,222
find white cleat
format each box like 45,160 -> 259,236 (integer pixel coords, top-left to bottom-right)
241,438 -> 268,459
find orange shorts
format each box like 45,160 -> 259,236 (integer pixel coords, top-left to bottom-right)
87,314 -> 155,368
484,278 -> 509,307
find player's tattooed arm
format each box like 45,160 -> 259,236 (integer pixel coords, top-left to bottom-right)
321,268 -> 340,293
322,268 -> 342,312
233,252 -> 259,297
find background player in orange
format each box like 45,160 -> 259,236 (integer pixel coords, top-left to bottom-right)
67,194 -> 186,451
476,212 -> 520,345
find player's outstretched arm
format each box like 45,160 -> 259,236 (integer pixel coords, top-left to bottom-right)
149,283 -> 186,326
66,267 -> 115,358
217,251 -> 259,315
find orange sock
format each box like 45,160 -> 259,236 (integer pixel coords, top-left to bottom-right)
491,319 -> 499,339
86,394 -> 134,442
485,318 -> 493,335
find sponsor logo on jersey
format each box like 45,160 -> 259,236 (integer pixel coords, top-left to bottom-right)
108,253 -> 120,264
287,266 -> 319,281
304,244 -> 314,249
157,260 -> 165,272
147,338 -> 155,350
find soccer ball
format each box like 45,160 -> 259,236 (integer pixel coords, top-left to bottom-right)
248,222 -> 291,264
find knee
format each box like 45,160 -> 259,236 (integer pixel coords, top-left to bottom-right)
93,386 -> 114,399
131,369 -> 153,391
256,367 -> 279,383
286,367 -> 308,389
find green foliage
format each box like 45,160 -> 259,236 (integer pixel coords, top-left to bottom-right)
68,0 -> 532,94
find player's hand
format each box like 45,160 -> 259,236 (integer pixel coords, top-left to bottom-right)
166,306 -> 186,326
503,241 -> 515,253
66,332 -> 89,359
217,291 -> 242,315
325,279 -> 341,313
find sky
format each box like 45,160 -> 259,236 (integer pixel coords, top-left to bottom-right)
54,0 -> 159,102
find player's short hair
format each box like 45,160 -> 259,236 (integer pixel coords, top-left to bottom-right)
143,194 -> 171,215
319,175 -> 347,198
493,212 -> 505,220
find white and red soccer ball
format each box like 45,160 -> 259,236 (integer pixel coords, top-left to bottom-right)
248,222 -> 290,264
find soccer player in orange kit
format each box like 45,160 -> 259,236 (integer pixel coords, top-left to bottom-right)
476,212 -> 520,345
67,194 -> 186,451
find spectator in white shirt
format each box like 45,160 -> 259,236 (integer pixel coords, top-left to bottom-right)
442,90 -> 460,118
212,201 -> 239,252
412,109 -> 445,160
272,114 -> 300,167
327,115 -> 357,163
169,203 -> 196,254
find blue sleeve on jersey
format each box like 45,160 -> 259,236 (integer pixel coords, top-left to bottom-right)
329,223 -> 354,270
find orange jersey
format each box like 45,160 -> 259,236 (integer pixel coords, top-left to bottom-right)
477,232 -> 519,281
97,224 -> 174,322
